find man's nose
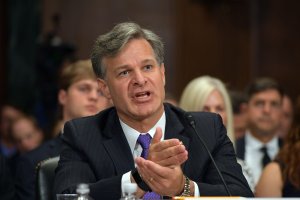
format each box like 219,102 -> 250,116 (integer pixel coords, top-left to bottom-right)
89,89 -> 99,100
263,104 -> 272,113
133,71 -> 146,86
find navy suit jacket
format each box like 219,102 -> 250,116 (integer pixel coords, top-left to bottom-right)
54,104 -> 253,199
15,135 -> 62,200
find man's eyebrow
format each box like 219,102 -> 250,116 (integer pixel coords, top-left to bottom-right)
141,59 -> 155,64
113,65 -> 130,72
113,59 -> 156,71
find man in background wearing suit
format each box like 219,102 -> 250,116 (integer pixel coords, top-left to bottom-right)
54,22 -> 253,199
14,60 -> 112,200
236,78 -> 284,187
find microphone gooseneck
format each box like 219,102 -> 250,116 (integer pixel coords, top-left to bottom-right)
185,113 -> 232,196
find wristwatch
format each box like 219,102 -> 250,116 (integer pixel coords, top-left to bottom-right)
180,175 -> 191,196
131,168 -> 152,192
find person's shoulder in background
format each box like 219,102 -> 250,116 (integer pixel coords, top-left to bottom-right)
14,136 -> 62,200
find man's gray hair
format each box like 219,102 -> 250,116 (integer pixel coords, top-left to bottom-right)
91,22 -> 164,79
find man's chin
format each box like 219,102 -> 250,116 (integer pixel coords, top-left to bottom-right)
132,107 -> 162,120
81,111 -> 98,118
257,128 -> 277,136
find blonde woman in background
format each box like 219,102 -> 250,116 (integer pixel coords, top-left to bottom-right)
179,75 -> 255,191
179,75 -> 234,142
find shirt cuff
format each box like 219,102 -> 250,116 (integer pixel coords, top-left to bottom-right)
193,181 -> 200,196
121,171 -> 132,195
123,171 -> 200,197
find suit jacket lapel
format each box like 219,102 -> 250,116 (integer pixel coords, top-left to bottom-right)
164,105 -> 190,169
101,105 -> 192,174
102,110 -> 134,174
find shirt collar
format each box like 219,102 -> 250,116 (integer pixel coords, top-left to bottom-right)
120,112 -> 166,154
246,130 -> 279,150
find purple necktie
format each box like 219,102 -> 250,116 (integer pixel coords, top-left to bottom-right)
137,134 -> 161,200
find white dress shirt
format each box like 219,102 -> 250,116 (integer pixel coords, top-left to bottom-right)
244,131 -> 280,186
120,112 -> 200,196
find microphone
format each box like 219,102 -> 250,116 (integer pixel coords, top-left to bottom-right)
185,113 -> 232,196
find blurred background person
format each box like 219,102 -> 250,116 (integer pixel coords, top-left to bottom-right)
11,115 -> 44,154
179,75 -> 255,191
255,96 -> 300,197
230,90 -> 249,140
0,104 -> 25,178
277,94 -> 294,139
179,75 -> 234,142
34,13 -> 77,135
15,59 -> 112,200
236,77 -> 284,189
0,104 -> 24,158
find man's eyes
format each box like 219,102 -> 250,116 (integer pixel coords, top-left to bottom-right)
255,101 -> 264,107
78,86 -> 91,92
254,101 -> 281,109
144,65 -> 153,70
119,70 -> 130,77
117,65 -> 153,77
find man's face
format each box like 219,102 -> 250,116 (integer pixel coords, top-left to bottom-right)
246,89 -> 282,137
59,79 -> 111,121
99,38 -> 165,124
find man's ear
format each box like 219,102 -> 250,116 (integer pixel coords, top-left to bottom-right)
58,89 -> 67,106
97,78 -> 111,99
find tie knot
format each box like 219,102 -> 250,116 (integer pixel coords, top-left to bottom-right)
260,146 -> 268,153
137,133 -> 152,150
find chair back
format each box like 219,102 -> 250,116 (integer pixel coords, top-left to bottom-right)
36,156 -> 59,200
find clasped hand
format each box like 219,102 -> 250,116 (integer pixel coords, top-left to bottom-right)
135,127 -> 188,196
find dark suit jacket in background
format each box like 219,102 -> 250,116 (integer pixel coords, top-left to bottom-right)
15,135 -> 62,200
54,104 -> 253,199
0,155 -> 15,200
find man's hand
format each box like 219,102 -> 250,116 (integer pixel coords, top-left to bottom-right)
132,127 -> 191,197
147,127 -> 188,167
135,157 -> 186,196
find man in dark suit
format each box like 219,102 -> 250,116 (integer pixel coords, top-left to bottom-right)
54,22 -> 253,199
14,60 -> 112,200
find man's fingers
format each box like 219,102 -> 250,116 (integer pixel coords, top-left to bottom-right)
156,150 -> 188,167
149,142 -> 186,162
151,127 -> 163,144
151,139 -> 182,152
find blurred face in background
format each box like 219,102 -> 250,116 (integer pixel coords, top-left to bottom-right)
59,78 -> 111,122
12,117 -> 43,153
278,95 -> 293,138
246,89 -> 282,139
0,105 -> 23,140
203,89 -> 227,125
